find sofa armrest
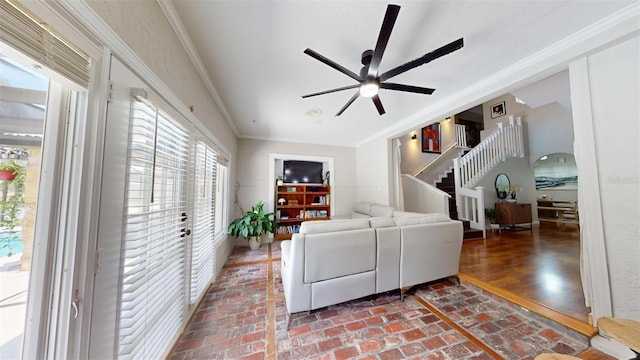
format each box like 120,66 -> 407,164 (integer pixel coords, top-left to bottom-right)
281,236 -> 312,313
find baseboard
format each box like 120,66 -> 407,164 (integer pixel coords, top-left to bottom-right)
590,335 -> 635,359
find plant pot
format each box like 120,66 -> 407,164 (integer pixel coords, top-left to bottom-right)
249,236 -> 261,250
0,169 -> 16,181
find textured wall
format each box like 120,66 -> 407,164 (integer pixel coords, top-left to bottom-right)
587,36 -> 640,321
86,0 -> 237,156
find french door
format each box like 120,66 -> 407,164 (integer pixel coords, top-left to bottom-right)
89,56 -> 221,359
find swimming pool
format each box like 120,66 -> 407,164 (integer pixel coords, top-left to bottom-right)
0,231 -> 23,257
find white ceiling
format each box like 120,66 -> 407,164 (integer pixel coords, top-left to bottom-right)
169,0 -> 633,147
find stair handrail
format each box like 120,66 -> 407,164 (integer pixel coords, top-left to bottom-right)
414,142 -> 459,180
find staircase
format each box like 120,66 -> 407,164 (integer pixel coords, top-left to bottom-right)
452,116 -> 526,237
435,170 -> 484,240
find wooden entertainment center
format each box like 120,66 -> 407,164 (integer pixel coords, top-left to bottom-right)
274,184 -> 331,240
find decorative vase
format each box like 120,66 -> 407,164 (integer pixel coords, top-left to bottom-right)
277,179 -> 283,186
249,236 -> 260,250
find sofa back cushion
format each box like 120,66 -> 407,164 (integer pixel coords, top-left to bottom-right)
353,202 -> 373,216
304,228 -> 376,283
392,210 -> 425,218
370,204 -> 396,217
393,213 -> 451,226
369,217 -> 396,228
351,212 -> 371,219
300,218 -> 370,234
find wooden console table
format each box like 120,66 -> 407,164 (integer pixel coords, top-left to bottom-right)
537,200 -> 579,224
495,203 -> 532,231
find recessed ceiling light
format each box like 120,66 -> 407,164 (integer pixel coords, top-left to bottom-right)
306,108 -> 322,117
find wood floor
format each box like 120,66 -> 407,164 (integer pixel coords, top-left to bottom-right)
459,222 -> 590,325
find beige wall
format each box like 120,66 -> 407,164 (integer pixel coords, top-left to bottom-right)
399,118 -> 457,176
236,139 -> 357,218
356,137 -> 391,205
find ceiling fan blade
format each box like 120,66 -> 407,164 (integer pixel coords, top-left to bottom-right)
302,84 -> 360,98
304,48 -> 362,82
380,82 -> 435,95
379,37 -> 464,82
372,95 -> 386,115
367,4 -> 400,79
336,91 -> 360,116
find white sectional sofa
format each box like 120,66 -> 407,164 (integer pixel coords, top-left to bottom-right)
280,203 -> 463,326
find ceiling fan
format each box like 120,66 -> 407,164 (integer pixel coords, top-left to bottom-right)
302,4 -> 464,116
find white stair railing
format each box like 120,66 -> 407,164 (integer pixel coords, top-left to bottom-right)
457,116 -> 524,189
453,116 -> 525,237
455,124 -> 468,149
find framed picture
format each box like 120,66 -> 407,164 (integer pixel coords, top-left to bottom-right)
490,101 -> 506,118
421,123 -> 441,153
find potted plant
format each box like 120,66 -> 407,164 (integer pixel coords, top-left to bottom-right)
323,171 -> 330,185
276,175 -> 284,186
485,208 -> 500,231
0,161 -> 26,257
227,201 -> 278,250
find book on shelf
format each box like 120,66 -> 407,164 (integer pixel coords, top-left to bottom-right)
276,224 -> 300,235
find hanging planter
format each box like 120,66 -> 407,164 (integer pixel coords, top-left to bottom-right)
0,169 -> 17,181
0,161 -> 26,258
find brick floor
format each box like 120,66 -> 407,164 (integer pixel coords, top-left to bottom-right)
170,242 -> 595,360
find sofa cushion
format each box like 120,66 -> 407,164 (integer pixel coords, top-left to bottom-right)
370,204 -> 396,217
353,202 -> 373,216
392,210 -> 425,218
304,228 -> 376,283
351,212 -> 371,219
393,213 -> 451,226
369,217 -> 396,228
300,218 -> 370,234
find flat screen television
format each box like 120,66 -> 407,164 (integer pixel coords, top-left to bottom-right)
283,160 -> 323,184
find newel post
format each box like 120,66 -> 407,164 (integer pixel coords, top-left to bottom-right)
452,158 -> 462,220
475,186 -> 486,238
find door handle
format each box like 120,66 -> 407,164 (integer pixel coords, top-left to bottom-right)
72,289 -> 80,319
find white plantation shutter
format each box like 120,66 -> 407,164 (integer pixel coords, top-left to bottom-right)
118,99 -> 190,359
190,142 -> 217,303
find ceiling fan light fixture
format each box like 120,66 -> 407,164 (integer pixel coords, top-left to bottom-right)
360,82 -> 379,98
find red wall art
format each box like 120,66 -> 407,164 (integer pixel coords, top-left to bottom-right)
421,123 -> 441,154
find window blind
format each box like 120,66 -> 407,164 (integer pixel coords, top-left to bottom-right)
0,0 -> 90,88
190,142 -> 217,304
117,99 -> 189,360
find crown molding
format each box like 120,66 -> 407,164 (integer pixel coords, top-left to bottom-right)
157,0 -> 239,137
358,1 -> 640,148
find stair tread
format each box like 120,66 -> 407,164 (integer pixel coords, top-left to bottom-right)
463,228 -> 484,240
